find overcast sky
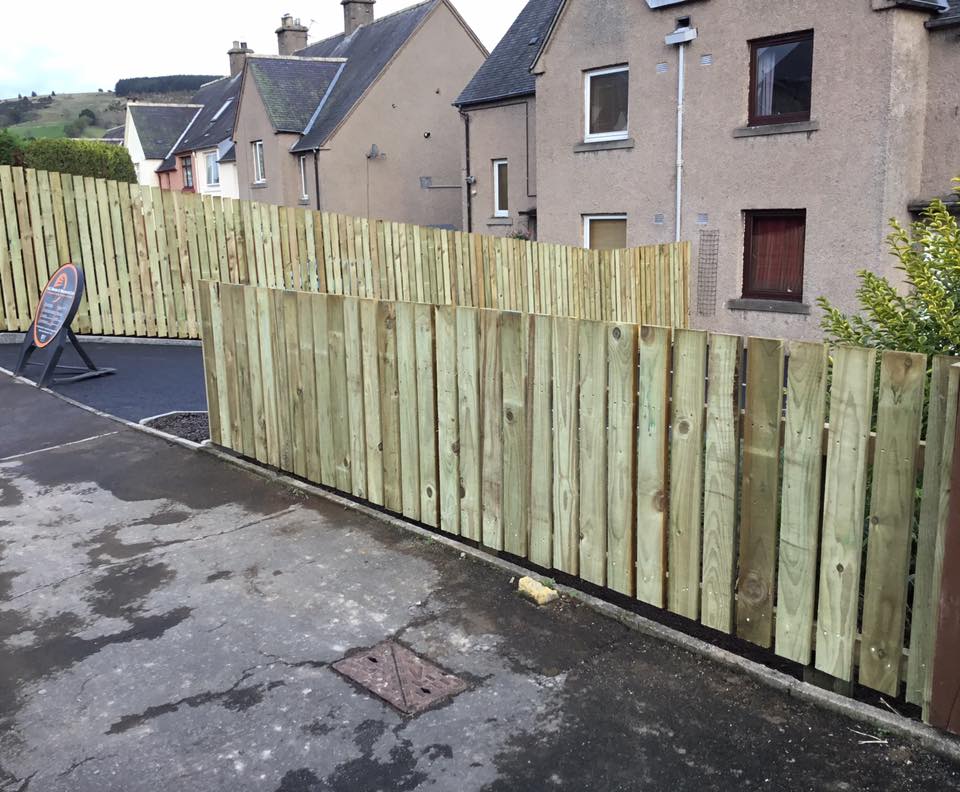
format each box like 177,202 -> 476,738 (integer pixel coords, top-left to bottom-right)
0,0 -> 526,98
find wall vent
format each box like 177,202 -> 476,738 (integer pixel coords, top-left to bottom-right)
656,62 -> 669,74
654,213 -> 666,225
700,54 -> 714,66
696,213 -> 709,225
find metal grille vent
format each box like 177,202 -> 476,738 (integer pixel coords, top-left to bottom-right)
656,62 -> 669,74
696,213 -> 709,225
654,213 -> 666,226
697,229 -> 720,316
700,54 -> 714,66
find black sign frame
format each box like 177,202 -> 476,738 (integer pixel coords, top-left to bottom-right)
14,263 -> 115,387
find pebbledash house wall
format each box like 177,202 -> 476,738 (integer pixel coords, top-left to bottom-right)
460,97 -> 538,238
531,0 -> 960,340
312,2 -> 486,229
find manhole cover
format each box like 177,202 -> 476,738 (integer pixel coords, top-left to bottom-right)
333,641 -> 467,715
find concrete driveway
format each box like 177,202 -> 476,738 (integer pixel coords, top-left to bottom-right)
0,373 -> 957,791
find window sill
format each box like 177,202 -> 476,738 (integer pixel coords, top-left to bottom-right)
574,137 -> 635,153
486,217 -> 513,227
727,298 -> 810,316
250,182 -> 268,190
733,120 -> 819,138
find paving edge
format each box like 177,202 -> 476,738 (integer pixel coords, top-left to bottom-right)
0,333 -> 201,347
2,362 -> 956,764
195,444 -> 960,764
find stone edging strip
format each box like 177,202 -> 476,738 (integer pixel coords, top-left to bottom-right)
0,364 -> 957,764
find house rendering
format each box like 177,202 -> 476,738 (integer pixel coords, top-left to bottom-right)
124,104 -> 201,187
232,0 -> 487,229
460,0 -> 960,339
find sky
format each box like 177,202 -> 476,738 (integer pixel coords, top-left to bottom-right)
0,0 -> 526,99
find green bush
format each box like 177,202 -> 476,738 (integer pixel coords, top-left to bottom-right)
0,129 -> 23,166
21,138 -> 136,183
818,178 -> 960,357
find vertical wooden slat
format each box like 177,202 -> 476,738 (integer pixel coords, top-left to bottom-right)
552,316 -> 580,576
436,305 -> 460,536
529,315 -> 554,569
636,325 -> 671,608
578,319 -> 608,587
859,350 -> 926,695
775,341 -> 829,666
283,289 -> 306,478
198,282 -> 222,444
378,301 -> 402,513
343,297 -> 367,499
233,284 -> 255,458
607,321 -> 637,596
312,293 -> 334,485
248,287 -> 268,464
501,311 -> 530,558
415,303 -> 439,526
396,302 -> 421,521
668,329 -> 707,619
457,308 -> 482,542
815,345 -> 877,682
360,299 -> 384,505
327,295 -> 352,492
257,286 -> 281,470
700,333 -> 742,633
270,288 -> 293,473
736,338 -> 785,648
481,309 -> 503,550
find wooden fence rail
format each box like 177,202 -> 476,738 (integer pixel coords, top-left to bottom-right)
0,165 -> 689,336
200,281 -> 959,728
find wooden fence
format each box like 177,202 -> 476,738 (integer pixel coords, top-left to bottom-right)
0,165 -> 689,337
200,281 -> 960,728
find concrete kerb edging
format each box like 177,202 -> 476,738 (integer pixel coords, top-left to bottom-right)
0,333 -> 201,348
197,444 -> 960,765
1,361 -> 957,764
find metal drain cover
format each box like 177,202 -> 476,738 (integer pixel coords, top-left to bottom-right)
333,641 -> 467,715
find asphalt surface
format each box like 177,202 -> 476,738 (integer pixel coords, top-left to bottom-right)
0,373 -> 958,791
0,340 -> 206,422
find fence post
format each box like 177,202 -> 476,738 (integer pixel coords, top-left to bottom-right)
929,363 -> 960,733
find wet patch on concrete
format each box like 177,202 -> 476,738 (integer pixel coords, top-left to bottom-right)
205,570 -> 233,584
88,560 -> 176,619
0,479 -> 22,508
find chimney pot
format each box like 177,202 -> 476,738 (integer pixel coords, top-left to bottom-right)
276,14 -> 308,55
227,40 -> 253,76
342,0 -> 375,36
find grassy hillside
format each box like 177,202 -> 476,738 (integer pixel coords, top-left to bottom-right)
1,90 -> 195,140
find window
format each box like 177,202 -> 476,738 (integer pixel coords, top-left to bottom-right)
299,155 -> 309,201
749,31 -> 814,126
205,152 -> 220,187
493,159 -> 508,217
584,215 -> 627,250
584,66 -> 629,142
181,156 -> 193,190
742,210 -> 806,301
252,140 -> 266,183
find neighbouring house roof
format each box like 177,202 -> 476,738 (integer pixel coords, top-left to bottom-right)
455,0 -> 563,107
247,56 -> 346,134
102,125 -> 124,141
291,0 -> 440,151
128,104 -> 200,160
220,143 -> 237,163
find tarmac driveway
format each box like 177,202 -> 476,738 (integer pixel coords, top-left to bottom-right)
0,373 -> 958,791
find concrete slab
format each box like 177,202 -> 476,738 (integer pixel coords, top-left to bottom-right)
0,378 -> 958,791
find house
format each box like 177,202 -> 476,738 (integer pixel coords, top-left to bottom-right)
453,0 -> 563,239
124,104 -> 201,186
232,0 -> 487,229
461,0 -> 960,339
156,62 -> 244,199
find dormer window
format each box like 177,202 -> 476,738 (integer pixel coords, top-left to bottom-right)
584,66 -> 629,143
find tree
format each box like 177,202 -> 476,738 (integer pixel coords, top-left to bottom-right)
79,108 -> 97,125
0,129 -> 23,166
818,178 -> 960,356
30,91 -> 36,97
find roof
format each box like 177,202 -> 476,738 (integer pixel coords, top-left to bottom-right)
102,125 -> 124,140
928,0 -> 960,26
128,104 -> 200,160
247,56 -> 346,134
455,0 -> 564,107
291,0 -> 439,151
171,73 -> 242,157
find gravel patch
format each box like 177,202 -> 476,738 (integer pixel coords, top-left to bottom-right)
143,412 -> 209,443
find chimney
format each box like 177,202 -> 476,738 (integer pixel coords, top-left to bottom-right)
276,14 -> 309,55
342,0 -> 375,35
228,41 -> 253,76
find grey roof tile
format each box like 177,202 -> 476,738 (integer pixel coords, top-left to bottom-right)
171,73 -> 243,157
248,56 -> 345,133
128,104 -> 200,160
291,0 -> 438,151
455,0 -> 563,107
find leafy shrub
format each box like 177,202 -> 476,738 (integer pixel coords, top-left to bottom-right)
21,138 -> 136,182
0,129 -> 23,166
63,116 -> 91,138
818,179 -> 960,357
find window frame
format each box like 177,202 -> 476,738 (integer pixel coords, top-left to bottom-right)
583,214 -> 627,250
252,140 -> 266,184
299,154 -> 309,201
748,30 -> 814,127
180,156 -> 194,190
493,159 -> 509,218
584,65 -> 630,143
205,151 -> 220,187
742,209 -> 807,302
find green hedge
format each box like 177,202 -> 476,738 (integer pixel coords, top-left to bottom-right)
21,138 -> 136,183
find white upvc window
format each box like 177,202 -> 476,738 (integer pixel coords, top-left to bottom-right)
493,159 -> 508,218
299,154 -> 309,201
205,151 -> 220,187
584,66 -> 629,143
583,214 -> 627,250
252,140 -> 266,183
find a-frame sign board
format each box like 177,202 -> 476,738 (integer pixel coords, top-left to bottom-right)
14,263 -> 115,388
